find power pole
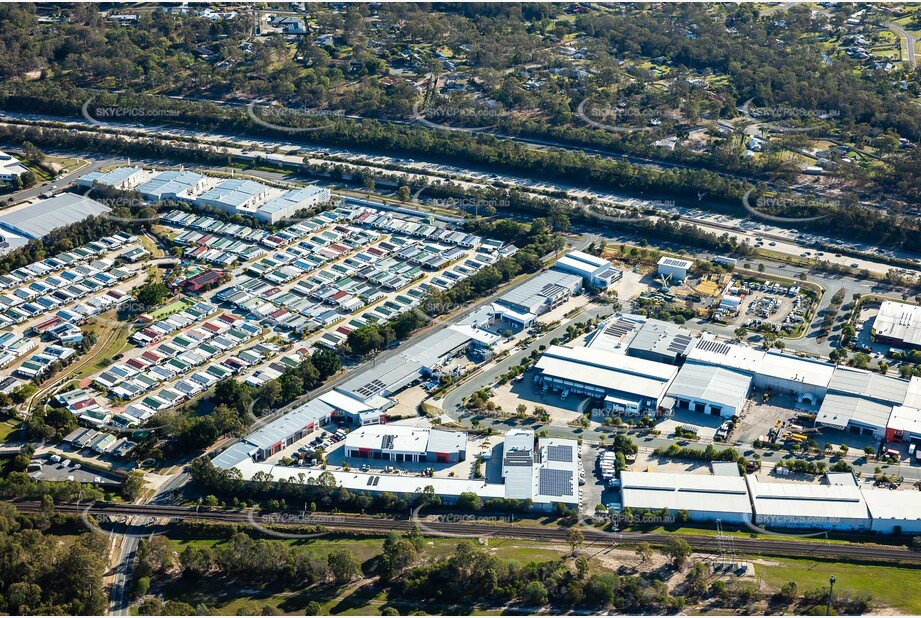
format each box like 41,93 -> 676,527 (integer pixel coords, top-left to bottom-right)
826,575 -> 836,616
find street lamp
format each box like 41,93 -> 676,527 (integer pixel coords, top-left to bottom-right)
826,575 -> 836,616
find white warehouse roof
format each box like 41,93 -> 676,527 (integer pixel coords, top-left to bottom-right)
535,345 -> 677,399
874,300 -> 921,348
746,475 -> 870,528
685,338 -> 765,374
667,364 -> 751,411
620,471 -> 752,517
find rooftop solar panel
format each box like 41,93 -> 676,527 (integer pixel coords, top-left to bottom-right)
547,444 -> 573,462
539,468 -> 574,497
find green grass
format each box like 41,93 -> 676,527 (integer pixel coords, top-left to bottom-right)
758,556 -> 921,613
0,420 -> 21,442
149,298 -> 193,320
158,535 -> 570,615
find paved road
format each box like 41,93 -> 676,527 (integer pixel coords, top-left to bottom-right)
0,152 -> 114,207
888,22 -> 918,68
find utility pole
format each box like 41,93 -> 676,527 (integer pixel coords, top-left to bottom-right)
826,575 -> 836,616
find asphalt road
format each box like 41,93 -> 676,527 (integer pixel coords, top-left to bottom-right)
0,153 -> 116,207
888,22 -> 918,68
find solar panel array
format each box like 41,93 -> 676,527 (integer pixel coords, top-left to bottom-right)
603,317 -> 639,338
539,468 -> 574,497
696,339 -> 731,355
504,450 -> 534,467
661,257 -> 691,268
547,444 -> 573,462
354,378 -> 387,397
668,333 -> 694,355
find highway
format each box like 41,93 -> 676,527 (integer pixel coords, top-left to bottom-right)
14,500 -> 921,566
2,111 -> 915,280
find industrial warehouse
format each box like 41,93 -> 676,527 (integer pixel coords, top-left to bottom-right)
619,469 -> 921,534
531,313 -> 921,441
78,166 -> 331,223
0,194 -> 112,251
214,422 -> 579,510
873,300 -> 921,351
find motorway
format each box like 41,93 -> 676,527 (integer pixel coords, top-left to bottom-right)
13,500 -> 921,566
1,111 -> 917,280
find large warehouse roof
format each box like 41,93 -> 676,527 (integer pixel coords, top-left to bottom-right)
137,170 -> 205,200
621,471 -> 752,516
0,194 -> 111,239
686,338 -> 765,374
259,185 -> 329,216
344,425 -> 466,455
827,367 -> 910,404
815,392 -> 894,430
746,475 -> 870,526
496,270 -> 582,314
666,364 -> 751,410
335,324 -> 489,403
535,345 -> 677,399
237,460 -> 507,500
627,319 -> 696,363
874,300 -> 921,348
586,314 -> 645,352
862,487 -> 921,526
756,351 -> 836,390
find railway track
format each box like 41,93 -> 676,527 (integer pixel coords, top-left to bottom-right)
14,501 -> 921,566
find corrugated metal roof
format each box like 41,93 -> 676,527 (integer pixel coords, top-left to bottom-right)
667,364 -> 751,410
0,194 -> 111,239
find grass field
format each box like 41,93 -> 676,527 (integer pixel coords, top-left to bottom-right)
0,420 -> 21,442
758,556 -> 921,614
159,536 -> 570,615
150,298 -> 193,320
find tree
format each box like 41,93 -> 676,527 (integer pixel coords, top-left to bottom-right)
311,348 -> 341,379
635,542 -> 653,563
134,282 -> 170,309
567,527 -> 584,555
522,580 -> 549,606
327,549 -> 359,585
304,601 -> 322,616
662,536 -> 691,569
123,471 -> 147,500
396,185 -> 411,201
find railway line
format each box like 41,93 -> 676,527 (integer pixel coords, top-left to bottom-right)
14,500 -> 921,567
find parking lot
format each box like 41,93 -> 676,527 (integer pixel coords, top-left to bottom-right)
490,379 -> 587,427
28,454 -> 122,486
